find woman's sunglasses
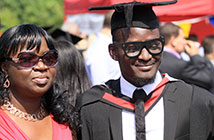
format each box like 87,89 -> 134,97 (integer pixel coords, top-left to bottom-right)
6,50 -> 58,69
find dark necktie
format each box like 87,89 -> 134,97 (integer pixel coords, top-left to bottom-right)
132,89 -> 147,140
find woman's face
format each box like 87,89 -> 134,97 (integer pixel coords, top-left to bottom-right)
3,37 -> 56,99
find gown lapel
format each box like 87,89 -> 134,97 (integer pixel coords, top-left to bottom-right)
163,83 -> 180,140
109,106 -> 123,140
105,79 -> 125,140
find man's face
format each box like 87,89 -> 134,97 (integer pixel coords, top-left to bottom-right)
173,29 -> 186,53
109,27 -> 162,87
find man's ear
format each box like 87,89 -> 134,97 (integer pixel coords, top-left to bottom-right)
109,44 -> 119,61
170,36 -> 176,47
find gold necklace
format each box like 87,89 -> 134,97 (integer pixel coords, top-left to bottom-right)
2,98 -> 48,121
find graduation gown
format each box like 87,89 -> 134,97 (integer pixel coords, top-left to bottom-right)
75,78 -> 214,140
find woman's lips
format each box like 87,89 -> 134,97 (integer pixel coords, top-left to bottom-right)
32,76 -> 48,85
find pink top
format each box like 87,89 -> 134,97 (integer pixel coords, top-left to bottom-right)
0,109 -> 72,140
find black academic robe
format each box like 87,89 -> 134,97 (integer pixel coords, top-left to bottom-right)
75,79 -> 214,140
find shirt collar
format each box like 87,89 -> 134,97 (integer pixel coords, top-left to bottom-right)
120,71 -> 163,98
164,47 -> 181,59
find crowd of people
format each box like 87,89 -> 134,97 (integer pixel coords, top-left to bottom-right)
0,1 -> 214,140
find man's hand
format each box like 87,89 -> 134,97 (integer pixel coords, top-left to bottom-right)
185,40 -> 200,56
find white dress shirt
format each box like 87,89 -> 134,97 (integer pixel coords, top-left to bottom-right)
120,71 -> 164,140
85,32 -> 121,85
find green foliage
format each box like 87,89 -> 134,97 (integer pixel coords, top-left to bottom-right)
0,0 -> 64,32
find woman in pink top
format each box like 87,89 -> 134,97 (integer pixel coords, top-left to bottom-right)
0,24 -> 73,140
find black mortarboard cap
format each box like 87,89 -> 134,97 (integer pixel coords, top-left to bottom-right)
89,0 -> 177,33
50,28 -> 82,44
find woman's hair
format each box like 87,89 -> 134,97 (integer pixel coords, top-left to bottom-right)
49,39 -> 91,131
0,24 -> 55,106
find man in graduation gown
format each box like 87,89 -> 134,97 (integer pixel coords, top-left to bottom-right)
75,1 -> 214,140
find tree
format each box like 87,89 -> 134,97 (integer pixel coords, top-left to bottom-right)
0,0 -> 63,32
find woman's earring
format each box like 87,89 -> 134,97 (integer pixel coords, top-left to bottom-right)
4,77 -> 10,88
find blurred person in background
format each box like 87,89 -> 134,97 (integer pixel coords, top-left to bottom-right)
159,23 -> 214,93
202,35 -> 214,66
181,34 -> 204,61
66,13 -> 105,36
52,39 -> 91,139
61,20 -> 86,39
85,11 -> 121,85
61,20 -> 97,58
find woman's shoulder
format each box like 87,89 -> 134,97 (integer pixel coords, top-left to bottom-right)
50,115 -> 73,140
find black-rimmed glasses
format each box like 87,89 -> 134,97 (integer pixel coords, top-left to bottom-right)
6,50 -> 58,69
113,36 -> 165,58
